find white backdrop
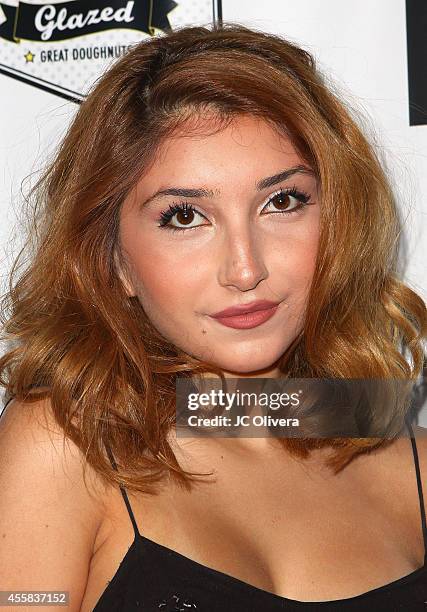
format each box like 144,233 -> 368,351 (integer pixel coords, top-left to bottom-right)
1,1 -> 426,416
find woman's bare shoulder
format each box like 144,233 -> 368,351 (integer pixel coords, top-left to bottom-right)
0,394 -> 109,505
390,422 -> 427,501
0,396 -> 109,611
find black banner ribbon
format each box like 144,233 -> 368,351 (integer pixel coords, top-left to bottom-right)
0,3 -> 16,42
0,0 -> 177,43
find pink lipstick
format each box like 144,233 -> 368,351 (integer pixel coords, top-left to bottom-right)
209,300 -> 281,329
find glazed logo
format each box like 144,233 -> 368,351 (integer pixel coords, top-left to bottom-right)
35,2 -> 135,42
0,1 -> 153,43
0,0 -> 221,103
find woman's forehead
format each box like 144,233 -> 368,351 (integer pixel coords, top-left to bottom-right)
136,115 -> 304,187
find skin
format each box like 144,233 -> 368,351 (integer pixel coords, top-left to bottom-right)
118,113 -> 320,379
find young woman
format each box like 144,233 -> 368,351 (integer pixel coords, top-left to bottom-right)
0,22 -> 426,612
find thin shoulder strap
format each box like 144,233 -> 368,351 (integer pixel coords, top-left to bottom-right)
105,442 -> 141,538
405,414 -> 427,561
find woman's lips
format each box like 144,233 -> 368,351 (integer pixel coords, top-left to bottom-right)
209,304 -> 280,329
211,299 -> 279,318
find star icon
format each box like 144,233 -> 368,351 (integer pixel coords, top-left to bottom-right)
24,50 -> 35,63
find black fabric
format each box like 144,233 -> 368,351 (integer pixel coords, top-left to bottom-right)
94,417 -> 427,611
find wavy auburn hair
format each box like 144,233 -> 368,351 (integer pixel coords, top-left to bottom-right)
1,22 -> 426,493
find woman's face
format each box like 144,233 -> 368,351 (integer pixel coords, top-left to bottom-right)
118,113 -> 320,377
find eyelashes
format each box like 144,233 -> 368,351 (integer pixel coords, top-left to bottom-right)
157,185 -> 313,233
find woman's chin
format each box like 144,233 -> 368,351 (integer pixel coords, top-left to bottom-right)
196,354 -> 283,377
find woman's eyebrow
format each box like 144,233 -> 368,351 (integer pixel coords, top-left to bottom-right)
140,164 -> 314,208
257,164 -> 314,189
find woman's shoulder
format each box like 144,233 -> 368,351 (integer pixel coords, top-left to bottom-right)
386,422 -> 427,506
0,395 -> 108,610
0,394 -> 109,519
1,393 -> 104,479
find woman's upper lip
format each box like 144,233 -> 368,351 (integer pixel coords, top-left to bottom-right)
210,300 -> 281,318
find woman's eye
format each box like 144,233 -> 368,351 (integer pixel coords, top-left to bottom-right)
157,188 -> 312,232
158,203 -> 208,232
262,189 -> 310,215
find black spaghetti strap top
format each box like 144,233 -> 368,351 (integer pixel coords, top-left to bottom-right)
93,417 -> 427,611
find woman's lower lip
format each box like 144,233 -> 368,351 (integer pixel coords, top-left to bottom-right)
210,305 -> 279,329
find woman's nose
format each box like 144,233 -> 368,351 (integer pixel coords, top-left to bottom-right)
216,228 -> 269,292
